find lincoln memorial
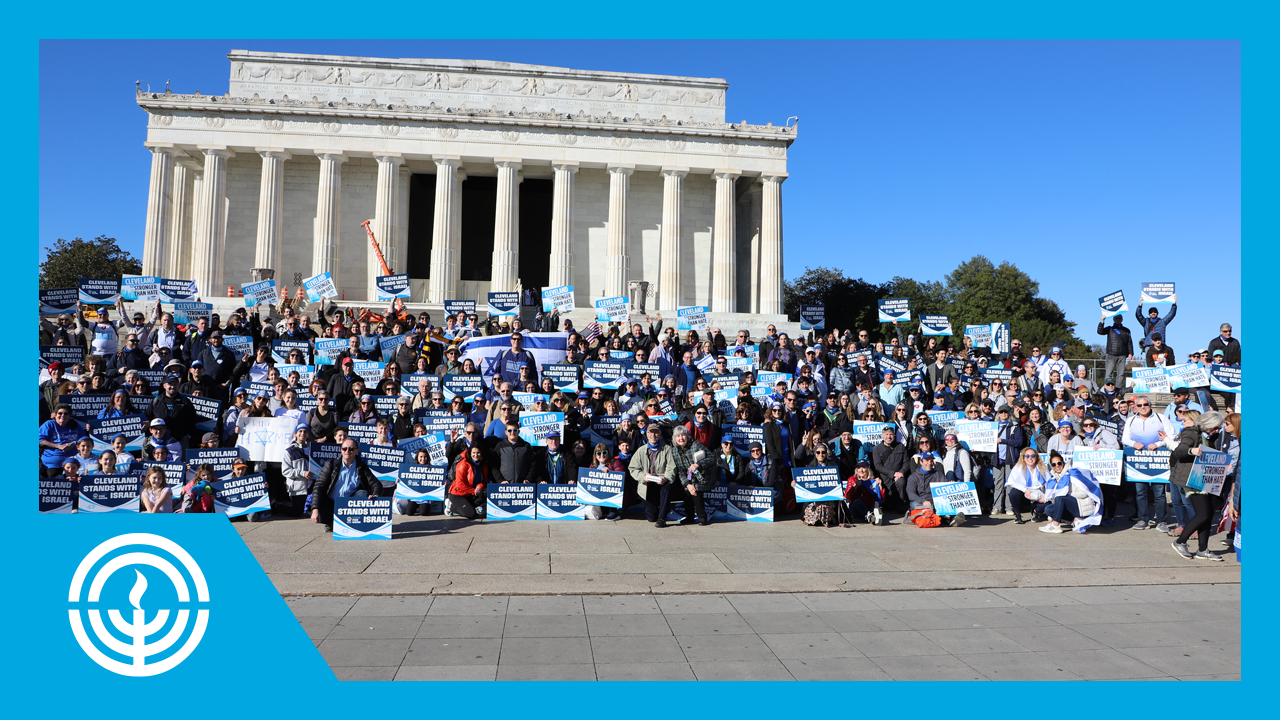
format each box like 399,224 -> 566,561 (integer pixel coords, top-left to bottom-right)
136,50 -> 795,321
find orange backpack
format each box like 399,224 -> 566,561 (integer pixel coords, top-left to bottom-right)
909,507 -> 943,528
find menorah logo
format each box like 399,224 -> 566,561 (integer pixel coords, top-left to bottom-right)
68,533 -> 210,677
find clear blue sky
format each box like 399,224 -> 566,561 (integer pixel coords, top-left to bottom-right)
40,39 -> 1239,352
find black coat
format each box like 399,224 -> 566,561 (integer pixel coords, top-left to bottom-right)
492,437 -> 537,484
199,345 -> 239,386
1168,427 -> 1201,488
1206,336 -> 1241,366
1096,321 -> 1134,358
310,456 -> 383,513
149,393 -> 198,445
871,441 -> 909,482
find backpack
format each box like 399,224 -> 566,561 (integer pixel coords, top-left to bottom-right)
909,506 -> 942,528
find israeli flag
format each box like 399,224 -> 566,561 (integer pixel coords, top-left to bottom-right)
459,332 -> 568,388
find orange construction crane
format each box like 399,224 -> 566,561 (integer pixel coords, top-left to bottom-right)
361,220 -> 392,277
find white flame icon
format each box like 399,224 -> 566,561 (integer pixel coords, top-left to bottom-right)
129,570 -> 147,610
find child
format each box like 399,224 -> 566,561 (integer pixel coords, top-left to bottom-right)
182,463 -> 217,514
140,466 -> 173,513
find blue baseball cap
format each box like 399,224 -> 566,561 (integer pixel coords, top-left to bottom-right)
1057,419 -> 1074,429
918,452 -> 938,461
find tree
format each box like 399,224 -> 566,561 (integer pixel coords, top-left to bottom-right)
39,236 -> 141,290
784,267 -> 887,339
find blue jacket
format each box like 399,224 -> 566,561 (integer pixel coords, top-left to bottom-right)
1136,303 -> 1177,348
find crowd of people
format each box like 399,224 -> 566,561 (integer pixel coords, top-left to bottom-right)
37,290 -> 1242,561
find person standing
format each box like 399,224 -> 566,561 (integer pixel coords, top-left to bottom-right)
1121,394 -> 1178,531
1096,315 -> 1134,384
1135,300 -> 1177,349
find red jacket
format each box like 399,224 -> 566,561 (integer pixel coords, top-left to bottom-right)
684,420 -> 719,450
450,458 -> 488,497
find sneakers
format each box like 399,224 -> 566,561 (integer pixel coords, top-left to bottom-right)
655,520 -> 667,528
1147,519 -> 1158,529
1013,516 -> 1026,525
1101,518 -> 1116,527
951,513 -> 967,528
873,507 -> 884,526
1039,523 -> 1064,534
1155,522 -> 1170,534
604,511 -> 620,521
1131,520 -> 1148,530
1194,550 -> 1225,562
865,511 -> 875,524
1172,542 -> 1195,560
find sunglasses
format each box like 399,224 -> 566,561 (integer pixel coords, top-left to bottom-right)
1050,462 -> 1064,468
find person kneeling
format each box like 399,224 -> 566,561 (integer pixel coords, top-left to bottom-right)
309,439 -> 383,532
906,452 -> 964,528
1039,456 -> 1104,534
448,444 -> 488,520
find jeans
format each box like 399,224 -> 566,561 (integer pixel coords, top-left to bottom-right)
1104,354 -> 1127,385
643,482 -> 679,522
1047,494 -> 1082,523
1134,482 -> 1167,523
990,465 -> 1010,512
1169,484 -> 1194,528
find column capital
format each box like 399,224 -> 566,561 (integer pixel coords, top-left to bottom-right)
494,158 -> 523,170
144,142 -> 178,154
373,152 -> 405,166
197,146 -> 234,159
761,172 -> 788,184
552,160 -> 580,173
713,169 -> 742,181
432,155 -> 463,169
607,163 -> 636,176
661,166 -> 689,178
315,150 -> 347,163
256,148 -> 292,161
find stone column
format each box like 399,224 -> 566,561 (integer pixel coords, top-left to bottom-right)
490,159 -> 522,293
711,170 -> 741,313
605,164 -> 634,299
738,179 -> 763,314
141,143 -> 177,276
658,167 -> 687,312
427,156 -> 462,304
166,161 -> 196,280
190,147 -> 232,297
760,173 -> 787,315
311,151 -> 345,280
548,161 -> 578,290
370,153 -> 404,299
253,149 -> 290,274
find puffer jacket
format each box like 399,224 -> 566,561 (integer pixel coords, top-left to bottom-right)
1136,303 -> 1177,348
1168,426 -> 1201,489
1096,321 -> 1134,357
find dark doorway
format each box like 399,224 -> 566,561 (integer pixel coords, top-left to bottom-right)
518,178 -> 553,290
460,176 -> 497,281
405,174 -> 436,279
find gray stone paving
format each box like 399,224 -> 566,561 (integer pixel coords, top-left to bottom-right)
290,585 -> 1240,681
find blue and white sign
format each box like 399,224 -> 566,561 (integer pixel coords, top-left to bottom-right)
78,474 -> 140,513
78,278 -> 121,305
1072,448 -> 1124,486
542,285 -> 576,313
517,412 -> 564,447
303,271 -> 338,302
576,468 -> 624,508
537,484 -> 586,520
40,345 -> 86,371
88,416 -> 146,455
38,477 -> 76,513
990,322 -> 1011,354
964,324 -> 993,348
714,388 -> 738,415
401,373 -> 440,397
800,305 -> 825,330
1099,290 -> 1128,319
352,360 -> 386,387
185,447 -> 246,482
417,415 -> 467,434
276,364 -> 315,387
361,443 -> 409,487
1131,366 -> 1171,394
444,300 -> 476,316
399,432 -> 450,466
541,363 -> 580,392
676,305 -> 709,331
955,420 -> 997,453
721,424 -> 764,456
1165,363 -> 1211,390
584,361 -> 627,389
141,461 -> 186,496
121,275 -> 161,302
512,392 -> 550,408
487,291 -> 520,317
487,484 -> 536,520
313,338 -> 347,366
878,298 -> 911,323
211,473 -> 270,517
725,484 -> 774,522
1186,449 -> 1231,496
272,339 -> 312,365
792,466 -> 843,503
623,362 -> 661,382
1140,282 -> 1176,305
853,421 -> 894,446
221,334 -> 254,358
595,296 -> 630,323
242,279 -> 278,307
1124,447 -> 1171,483
39,287 -> 78,315
725,357 -> 756,375
757,371 -> 789,390
929,481 -> 980,516
1208,364 -> 1241,394
375,274 -> 411,301
59,393 -> 111,421
609,350 -> 634,362
441,375 -> 484,402
308,442 -> 343,476
172,302 -> 212,325
980,367 -> 1015,384
926,410 -> 962,436
377,333 -> 406,359
333,496 -> 392,539
158,279 -> 200,303
920,315 -> 952,336
396,464 -> 447,503
587,415 -> 621,447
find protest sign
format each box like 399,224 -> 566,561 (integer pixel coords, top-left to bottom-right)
79,474 -> 140,513
88,416 -> 146,455
714,388 -> 738,415
1072,448 -> 1124,486
750,385 -> 774,400
39,345 -> 85,370
141,461 -> 187,497
38,477 -> 76,513
1131,367 -> 1171,393
595,296 -> 630,323
1087,412 -> 1122,439
980,367 -> 1014,384
487,484 -> 536,520
40,287 -> 78,315
800,304 -> 825,330
517,412 -> 564,447
173,302 -> 212,325
276,364 -> 315,387
541,285 -> 576,312
676,305 -> 709,331
583,361 -> 626,389
400,373 -> 439,397
1099,290 -> 1128,319
853,421 -> 894,446
235,416 -> 296,462
920,315 -> 952,336
241,278 -> 277,307
926,410 -> 962,436
721,424 -> 764,455
487,291 -> 520,317
375,273 -> 411,301
308,442 -> 343,476
757,371 -> 789,390
222,334 -> 254,358
955,420 -> 997,453
272,339 -> 312,365
964,324 -> 993,348
303,271 -> 338,302
352,360 -> 386,387
1208,365 -> 1241,394
726,357 -> 756,375
395,464 -> 448,503
185,447 -> 246,482
702,485 -> 730,520
724,484 -> 774,522
512,392 -> 549,407
333,497 -> 392,539
623,362 -> 661,382
184,394 -> 222,433
1124,447 -> 1172,483
361,443 -> 409,487
587,415 -> 621,447
576,468 -> 624,508
158,279 -> 199,303
399,432 -> 450,467
443,300 -> 476,316
1186,449 -> 1231,496
792,466 -> 844,503
541,363 -> 580,392
121,275 -> 160,302
378,333 -> 406,359
341,422 -> 380,444
930,481 -> 981,516
537,485 -> 586,520
990,322 -> 1011,354
78,278 -> 121,305
417,415 -> 466,434
1140,282 -> 1176,304
1165,362 -> 1211,390
311,338 -> 347,367
609,350 -> 634,362
441,375 -> 484,403
59,394 -> 111,421
210,472 -> 271,517
878,298 -> 910,323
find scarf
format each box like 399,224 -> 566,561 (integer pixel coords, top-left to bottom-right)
749,455 -> 770,483
824,408 -> 840,424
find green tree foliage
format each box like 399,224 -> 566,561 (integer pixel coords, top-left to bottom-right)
39,236 -> 141,291
784,255 -> 1093,356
